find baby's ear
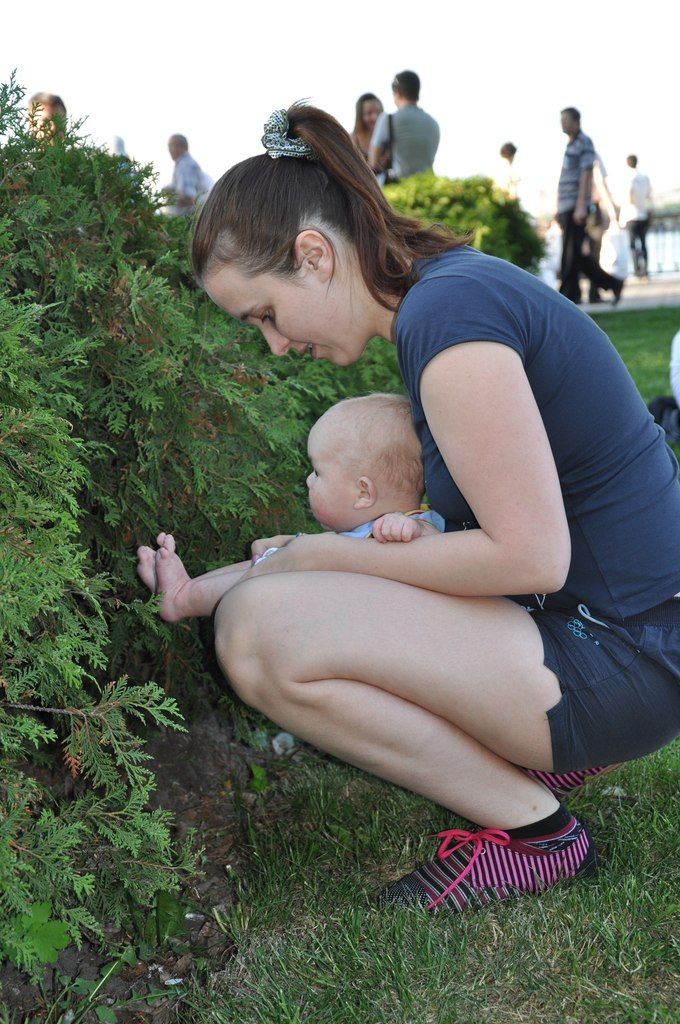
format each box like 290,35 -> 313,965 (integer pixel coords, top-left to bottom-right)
354,476 -> 377,510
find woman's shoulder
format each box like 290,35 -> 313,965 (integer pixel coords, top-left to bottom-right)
398,247 -> 531,328
411,245 -> 528,285
401,246 -> 572,324
395,246 -> 603,387
395,250 -> 535,386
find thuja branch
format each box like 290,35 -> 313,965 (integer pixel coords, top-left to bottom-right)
3,701 -> 87,717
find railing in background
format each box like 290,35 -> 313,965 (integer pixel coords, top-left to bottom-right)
646,214 -> 680,275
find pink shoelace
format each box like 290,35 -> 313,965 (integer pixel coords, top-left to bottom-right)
427,827 -> 511,910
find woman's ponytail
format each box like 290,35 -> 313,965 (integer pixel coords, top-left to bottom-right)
192,103 -> 465,305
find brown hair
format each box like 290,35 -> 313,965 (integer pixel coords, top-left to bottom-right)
29,92 -> 67,118
191,103 -> 466,309
392,71 -> 420,102
317,393 -> 424,499
352,92 -> 382,138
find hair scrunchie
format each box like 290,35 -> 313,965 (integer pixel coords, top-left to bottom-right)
261,109 -> 316,161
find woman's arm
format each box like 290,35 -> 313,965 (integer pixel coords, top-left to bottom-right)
246,343 -> 571,598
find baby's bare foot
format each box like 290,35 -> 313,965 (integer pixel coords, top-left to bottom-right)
137,532 -> 192,623
154,533 -> 193,622
136,545 -> 157,593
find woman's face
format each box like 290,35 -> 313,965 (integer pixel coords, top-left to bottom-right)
361,99 -> 382,134
205,253 -> 375,366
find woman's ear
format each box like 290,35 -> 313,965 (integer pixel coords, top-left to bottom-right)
294,230 -> 335,282
353,475 -> 377,510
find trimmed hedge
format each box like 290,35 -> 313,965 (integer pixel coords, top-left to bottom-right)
0,292 -> 195,976
384,173 -> 544,272
0,77 -> 401,974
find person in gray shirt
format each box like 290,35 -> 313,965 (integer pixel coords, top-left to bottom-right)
369,70 -> 440,181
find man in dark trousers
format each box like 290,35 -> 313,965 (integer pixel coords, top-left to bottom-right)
556,108 -> 623,306
623,154 -> 653,277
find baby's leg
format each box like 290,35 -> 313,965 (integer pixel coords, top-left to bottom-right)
136,532 -> 250,622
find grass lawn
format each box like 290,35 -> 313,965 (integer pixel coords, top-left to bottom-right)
593,307 -> 680,406
182,307 -> 679,1024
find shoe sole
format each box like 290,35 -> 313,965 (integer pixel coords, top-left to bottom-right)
527,763 -> 622,798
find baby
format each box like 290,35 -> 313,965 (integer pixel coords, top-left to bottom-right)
137,393 -> 443,622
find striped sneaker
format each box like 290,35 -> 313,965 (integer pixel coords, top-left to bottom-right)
379,817 -> 598,912
526,765 -> 618,800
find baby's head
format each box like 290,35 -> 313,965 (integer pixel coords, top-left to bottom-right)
306,394 -> 423,532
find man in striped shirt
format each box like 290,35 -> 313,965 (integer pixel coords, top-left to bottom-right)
556,108 -> 623,305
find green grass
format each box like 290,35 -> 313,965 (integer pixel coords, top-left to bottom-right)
182,753 -> 678,1024
593,307 -> 680,403
181,308 -> 679,1024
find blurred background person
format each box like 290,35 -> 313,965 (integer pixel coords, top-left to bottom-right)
498,141 -> 521,200
647,329 -> 680,445
672,330 -> 680,412
109,135 -> 127,157
369,70 -> 439,182
556,106 -> 623,306
27,91 -> 66,139
162,134 -> 212,216
620,154 -> 653,278
536,217 -> 563,290
351,92 -> 384,164
584,151 -> 620,302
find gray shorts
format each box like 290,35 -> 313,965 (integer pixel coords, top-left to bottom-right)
533,599 -> 680,772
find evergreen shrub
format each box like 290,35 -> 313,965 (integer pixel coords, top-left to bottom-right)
0,293 -> 193,977
384,173 -> 544,271
0,78 -> 401,696
0,75 -> 402,973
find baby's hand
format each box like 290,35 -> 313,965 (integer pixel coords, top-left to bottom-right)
371,513 -> 433,543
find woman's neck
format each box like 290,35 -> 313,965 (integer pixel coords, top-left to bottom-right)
354,128 -> 371,152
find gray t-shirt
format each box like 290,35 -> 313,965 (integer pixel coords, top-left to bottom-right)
371,106 -> 440,178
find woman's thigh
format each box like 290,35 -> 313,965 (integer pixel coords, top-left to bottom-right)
217,571 -> 562,766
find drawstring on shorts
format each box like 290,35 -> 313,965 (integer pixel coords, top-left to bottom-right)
576,604 -> 611,629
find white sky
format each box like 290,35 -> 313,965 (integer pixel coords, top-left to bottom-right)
4,0 -> 678,215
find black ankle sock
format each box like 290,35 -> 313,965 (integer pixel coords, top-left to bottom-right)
506,803 -> 572,840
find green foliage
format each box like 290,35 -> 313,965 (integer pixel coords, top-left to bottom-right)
142,889 -> 189,946
25,947 -> 148,1023
0,77 -> 194,979
0,290 -> 193,976
249,763 -> 269,794
384,172 -> 544,271
0,71 -> 402,981
0,902 -> 71,971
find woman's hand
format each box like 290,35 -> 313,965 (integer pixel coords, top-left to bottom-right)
250,534 -> 299,561
244,533 -> 321,580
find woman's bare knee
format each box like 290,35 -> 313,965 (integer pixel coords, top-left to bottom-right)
213,580 -> 278,707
